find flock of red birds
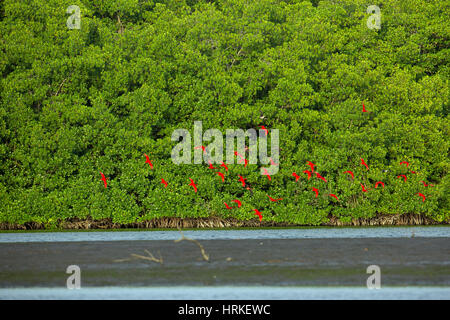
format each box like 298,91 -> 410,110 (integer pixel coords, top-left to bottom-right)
292,158 -> 430,203
99,103 -> 433,222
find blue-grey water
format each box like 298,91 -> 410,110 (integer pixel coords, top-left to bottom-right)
0,226 -> 449,243
1,286 -> 449,300
2,227 -> 448,300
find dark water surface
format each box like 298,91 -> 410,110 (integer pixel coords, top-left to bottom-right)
1,227 -> 449,299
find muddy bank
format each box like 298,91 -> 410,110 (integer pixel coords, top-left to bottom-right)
0,237 -> 448,287
1,213 -> 447,230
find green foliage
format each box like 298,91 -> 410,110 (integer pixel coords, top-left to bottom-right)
0,0 -> 448,227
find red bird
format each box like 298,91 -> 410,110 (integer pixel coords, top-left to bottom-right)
267,195 -> 283,202
375,181 -> 384,189
220,162 -> 229,171
188,178 -> 197,192
315,172 -> 327,183
224,202 -> 233,209
420,181 -> 434,187
259,125 -> 268,136
253,209 -> 263,221
361,184 -> 368,192
217,172 -> 225,182
312,187 -> 319,198
343,170 -> 354,180
232,199 -> 242,208
234,151 -> 244,159
362,101 -> 367,112
360,158 -> 369,170
400,161 -> 409,167
397,175 -> 407,182
328,194 -> 339,201
144,154 -> 153,169
208,161 -> 215,170
292,172 -> 300,182
100,172 -> 108,188
262,168 -> 271,181
303,170 -> 312,180
194,145 -> 206,154
307,161 -> 316,172
161,178 -> 168,188
416,193 -> 426,202
238,175 -> 246,187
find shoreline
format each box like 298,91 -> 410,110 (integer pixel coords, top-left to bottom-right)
1,213 -> 448,231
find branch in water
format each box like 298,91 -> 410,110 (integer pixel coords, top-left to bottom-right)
175,227 -> 210,262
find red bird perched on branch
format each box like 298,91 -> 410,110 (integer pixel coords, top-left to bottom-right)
416,193 -> 426,202
312,187 -> 319,198
303,170 -> 312,180
188,178 -> 197,192
343,170 -> 354,180
262,168 -> 271,181
100,172 -> 108,188
400,161 -> 409,167
307,161 -> 316,172
161,178 -> 168,188
259,125 -> 268,136
253,209 -> 263,221
360,158 -> 369,170
361,184 -> 368,192
232,199 -> 242,208
224,202 -> 233,209
292,172 -> 300,182
234,151 -> 244,159
267,195 -> 283,202
420,181 -> 434,187
375,181 -> 384,189
397,175 -> 407,182
362,101 -> 367,112
217,172 -> 225,182
238,175 -> 246,187
144,154 -> 153,169
220,162 -> 229,171
328,194 -> 339,201
315,172 -> 327,183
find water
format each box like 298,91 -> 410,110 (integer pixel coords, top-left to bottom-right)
2,227 -> 448,299
1,286 -> 449,300
0,226 -> 448,243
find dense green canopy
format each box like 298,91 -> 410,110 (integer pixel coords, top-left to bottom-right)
0,0 -> 448,227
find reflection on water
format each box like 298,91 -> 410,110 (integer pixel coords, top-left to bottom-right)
1,286 -> 449,300
0,226 -> 449,243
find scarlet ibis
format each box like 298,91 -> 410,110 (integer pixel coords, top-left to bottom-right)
100,172 -> 108,188
360,158 -> 369,170
144,154 -> 153,169
253,209 -> 263,221
267,195 -> 283,202
188,178 -> 197,192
